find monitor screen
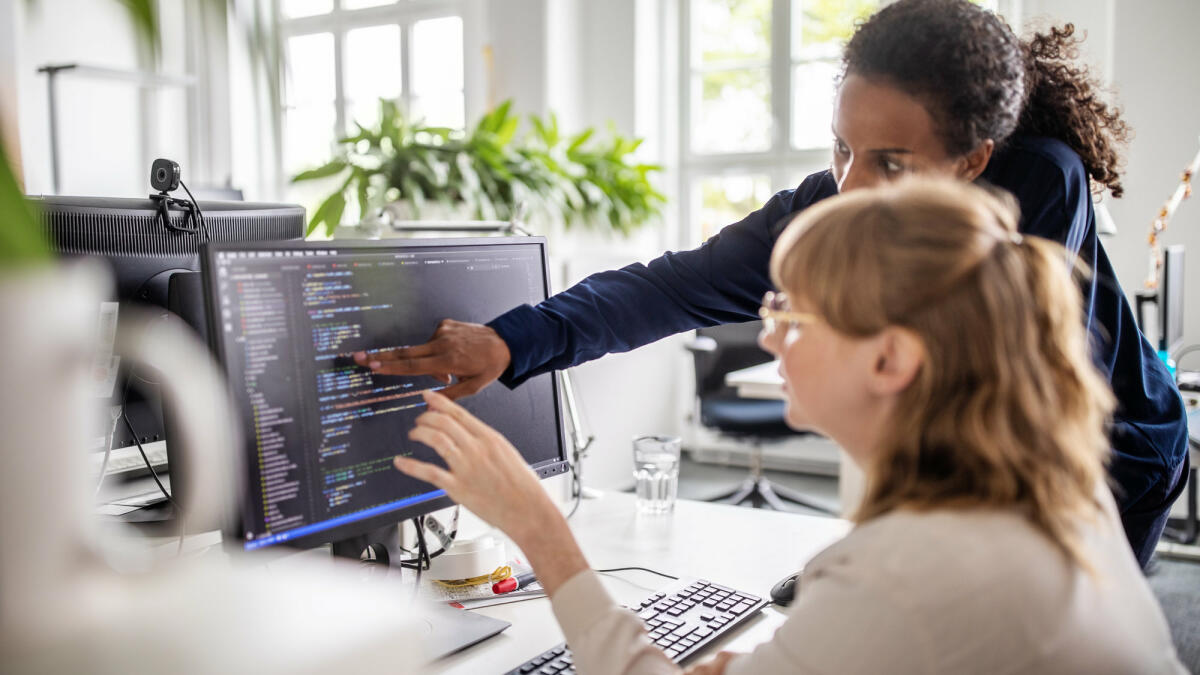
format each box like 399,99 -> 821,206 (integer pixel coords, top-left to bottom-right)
201,238 -> 569,551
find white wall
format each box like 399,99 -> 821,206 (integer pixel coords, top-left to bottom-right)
1105,0 -> 1200,354
1023,0 -> 1200,355
8,0 -> 198,197
485,0 -> 684,490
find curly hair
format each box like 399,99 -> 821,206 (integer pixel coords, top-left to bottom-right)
843,0 -> 1131,197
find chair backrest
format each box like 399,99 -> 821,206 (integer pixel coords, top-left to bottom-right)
692,321 -> 774,399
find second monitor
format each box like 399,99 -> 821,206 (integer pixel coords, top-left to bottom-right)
202,238 -> 569,552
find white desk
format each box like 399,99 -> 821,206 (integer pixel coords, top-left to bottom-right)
434,492 -> 850,674
723,361 -> 865,516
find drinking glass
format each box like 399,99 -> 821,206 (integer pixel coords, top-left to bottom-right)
633,435 -> 681,514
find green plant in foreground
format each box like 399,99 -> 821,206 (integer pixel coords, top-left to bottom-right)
0,139 -> 50,266
293,100 -> 667,238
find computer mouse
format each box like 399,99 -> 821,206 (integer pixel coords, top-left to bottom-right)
769,571 -> 801,607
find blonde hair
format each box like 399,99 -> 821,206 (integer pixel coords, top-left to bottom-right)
771,176 -> 1114,568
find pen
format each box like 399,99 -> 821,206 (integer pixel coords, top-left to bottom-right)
492,571 -> 537,594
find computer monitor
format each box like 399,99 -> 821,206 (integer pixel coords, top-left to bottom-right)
1161,245 -> 1185,355
200,238 -> 569,552
32,196 -> 305,457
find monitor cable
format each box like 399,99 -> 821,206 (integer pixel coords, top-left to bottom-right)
93,404 -> 125,497
179,179 -> 210,242
398,508 -> 459,568
118,363 -> 186,553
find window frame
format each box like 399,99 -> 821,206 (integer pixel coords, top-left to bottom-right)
277,0 -> 482,183
676,0 -> 1019,247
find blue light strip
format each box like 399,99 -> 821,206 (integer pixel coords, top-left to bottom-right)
244,489 -> 447,551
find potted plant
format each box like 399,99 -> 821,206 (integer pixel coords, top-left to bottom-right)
293,99 -> 667,238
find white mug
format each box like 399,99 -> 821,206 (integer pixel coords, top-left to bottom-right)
0,260 -> 241,639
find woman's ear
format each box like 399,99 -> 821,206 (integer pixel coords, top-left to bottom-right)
956,139 -> 995,182
868,327 -> 924,395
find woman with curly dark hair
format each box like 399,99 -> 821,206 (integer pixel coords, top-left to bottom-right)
360,0 -> 1188,571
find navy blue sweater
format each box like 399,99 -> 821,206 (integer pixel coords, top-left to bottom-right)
488,136 -> 1188,509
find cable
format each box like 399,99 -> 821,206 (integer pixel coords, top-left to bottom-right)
432,565 -> 512,589
566,450 -> 584,519
93,404 -> 124,496
122,414 -> 173,508
180,180 -> 209,242
398,508 -> 458,566
594,566 -> 679,581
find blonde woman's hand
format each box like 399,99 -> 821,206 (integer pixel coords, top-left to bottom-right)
394,390 -> 558,540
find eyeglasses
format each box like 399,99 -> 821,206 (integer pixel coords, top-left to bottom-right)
758,291 -> 818,338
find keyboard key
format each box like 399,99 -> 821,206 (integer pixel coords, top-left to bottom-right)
665,648 -> 682,658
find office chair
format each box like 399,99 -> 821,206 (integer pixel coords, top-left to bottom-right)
685,321 -> 836,514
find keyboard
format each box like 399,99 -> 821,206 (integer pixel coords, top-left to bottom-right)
504,577 -> 767,674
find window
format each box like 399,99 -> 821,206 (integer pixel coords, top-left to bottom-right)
679,0 -> 1008,244
279,0 -> 472,212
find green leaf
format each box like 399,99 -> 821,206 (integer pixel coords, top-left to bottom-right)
307,191 -> 346,237
355,173 -> 371,223
292,159 -> 348,183
567,128 -> 594,154
399,175 -> 426,218
0,140 -> 51,265
117,0 -> 161,63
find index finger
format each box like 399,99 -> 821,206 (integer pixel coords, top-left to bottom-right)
366,354 -> 453,376
421,390 -> 496,440
359,341 -> 440,363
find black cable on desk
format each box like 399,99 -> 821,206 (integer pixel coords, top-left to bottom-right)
594,566 -> 679,581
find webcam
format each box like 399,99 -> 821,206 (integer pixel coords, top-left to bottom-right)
151,158 -> 181,193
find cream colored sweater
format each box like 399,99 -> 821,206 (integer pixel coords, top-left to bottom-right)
549,493 -> 1185,674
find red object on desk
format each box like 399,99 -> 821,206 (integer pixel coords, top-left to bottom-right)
493,572 -> 536,594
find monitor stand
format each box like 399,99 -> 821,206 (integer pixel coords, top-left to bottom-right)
329,525 -> 511,661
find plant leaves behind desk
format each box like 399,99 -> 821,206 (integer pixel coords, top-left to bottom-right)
293,99 -> 667,238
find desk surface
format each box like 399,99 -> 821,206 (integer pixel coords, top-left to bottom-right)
433,492 -> 850,674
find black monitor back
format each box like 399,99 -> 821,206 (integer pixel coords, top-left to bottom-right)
32,195 -> 305,453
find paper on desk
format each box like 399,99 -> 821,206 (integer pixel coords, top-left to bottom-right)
419,566 -> 546,609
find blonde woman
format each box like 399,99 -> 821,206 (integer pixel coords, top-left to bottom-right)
393,178 -> 1184,674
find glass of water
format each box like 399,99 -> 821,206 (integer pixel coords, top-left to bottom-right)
633,435 -> 681,514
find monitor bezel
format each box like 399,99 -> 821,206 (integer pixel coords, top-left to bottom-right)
1160,245 -> 1185,355
200,236 -> 571,552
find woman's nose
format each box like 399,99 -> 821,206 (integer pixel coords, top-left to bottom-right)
837,160 -> 880,193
